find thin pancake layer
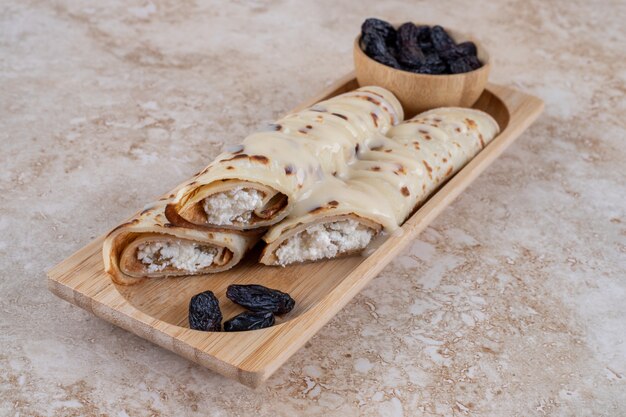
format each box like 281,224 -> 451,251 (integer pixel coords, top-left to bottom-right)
260,107 -> 500,266
168,86 -> 404,231
103,199 -> 260,285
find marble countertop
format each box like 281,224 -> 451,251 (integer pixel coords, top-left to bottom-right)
1,0 -> 624,415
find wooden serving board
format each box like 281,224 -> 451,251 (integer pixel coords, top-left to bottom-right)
47,72 -> 544,387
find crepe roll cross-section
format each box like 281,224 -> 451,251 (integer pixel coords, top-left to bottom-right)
260,107 -> 500,266
103,198 -> 261,285
166,86 -> 404,231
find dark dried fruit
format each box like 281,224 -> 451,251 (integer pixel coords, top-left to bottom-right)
419,54 -> 448,74
223,311 -> 275,332
415,25 -> 434,53
456,41 -> 477,57
189,290 -> 222,331
449,55 -> 482,74
430,25 -> 456,52
361,36 -> 400,69
361,18 -> 400,69
396,22 -> 426,68
226,284 -> 295,314
359,19 -> 482,75
438,46 -> 465,63
361,18 -> 397,47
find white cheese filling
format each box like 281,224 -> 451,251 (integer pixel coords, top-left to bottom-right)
202,187 -> 264,225
275,219 -> 375,266
137,241 -> 218,273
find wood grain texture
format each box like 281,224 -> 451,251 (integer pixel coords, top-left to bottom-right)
354,26 -> 492,118
47,73 -> 543,387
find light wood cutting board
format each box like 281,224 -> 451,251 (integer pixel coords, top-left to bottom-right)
47,72 -> 544,387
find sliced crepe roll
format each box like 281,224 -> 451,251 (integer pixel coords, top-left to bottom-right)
167,86 -> 403,231
260,107 -> 500,266
103,199 -> 261,285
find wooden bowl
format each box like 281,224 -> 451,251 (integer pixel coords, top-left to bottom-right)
354,26 -> 491,117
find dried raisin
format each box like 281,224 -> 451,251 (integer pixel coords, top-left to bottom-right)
189,290 -> 222,331
226,284 -> 295,314
223,311 -> 275,332
396,23 -> 426,69
361,18 -> 400,68
359,19 -> 482,75
430,25 -> 456,52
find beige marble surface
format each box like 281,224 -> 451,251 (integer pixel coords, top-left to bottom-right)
1,0 -> 625,415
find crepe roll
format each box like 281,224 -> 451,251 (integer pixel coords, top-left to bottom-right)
260,107 -> 500,266
167,86 -> 403,231
103,199 -> 261,285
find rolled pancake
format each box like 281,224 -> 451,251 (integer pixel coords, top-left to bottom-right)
103,198 -> 261,285
167,86 -> 403,231
260,107 -> 500,266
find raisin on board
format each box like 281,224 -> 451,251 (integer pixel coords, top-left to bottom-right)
226,284 -> 295,315
396,22 -> 426,68
189,290 -> 222,331
223,311 -> 275,332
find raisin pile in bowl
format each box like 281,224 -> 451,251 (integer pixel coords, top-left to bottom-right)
360,18 -> 482,75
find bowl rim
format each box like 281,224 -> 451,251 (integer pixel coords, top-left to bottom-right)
354,23 -> 491,79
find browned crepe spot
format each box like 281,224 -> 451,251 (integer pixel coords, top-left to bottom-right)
465,118 -> 478,129
250,155 -> 269,164
401,186 -> 410,197
222,153 -> 249,162
370,112 -> 379,127
423,160 -> 433,179
356,94 -> 381,106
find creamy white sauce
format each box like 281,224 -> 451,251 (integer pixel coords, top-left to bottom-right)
174,87 -> 404,225
264,108 -> 500,257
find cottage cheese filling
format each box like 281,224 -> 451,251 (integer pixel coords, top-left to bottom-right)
137,241 -> 218,273
203,187 -> 264,225
275,220 -> 375,266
